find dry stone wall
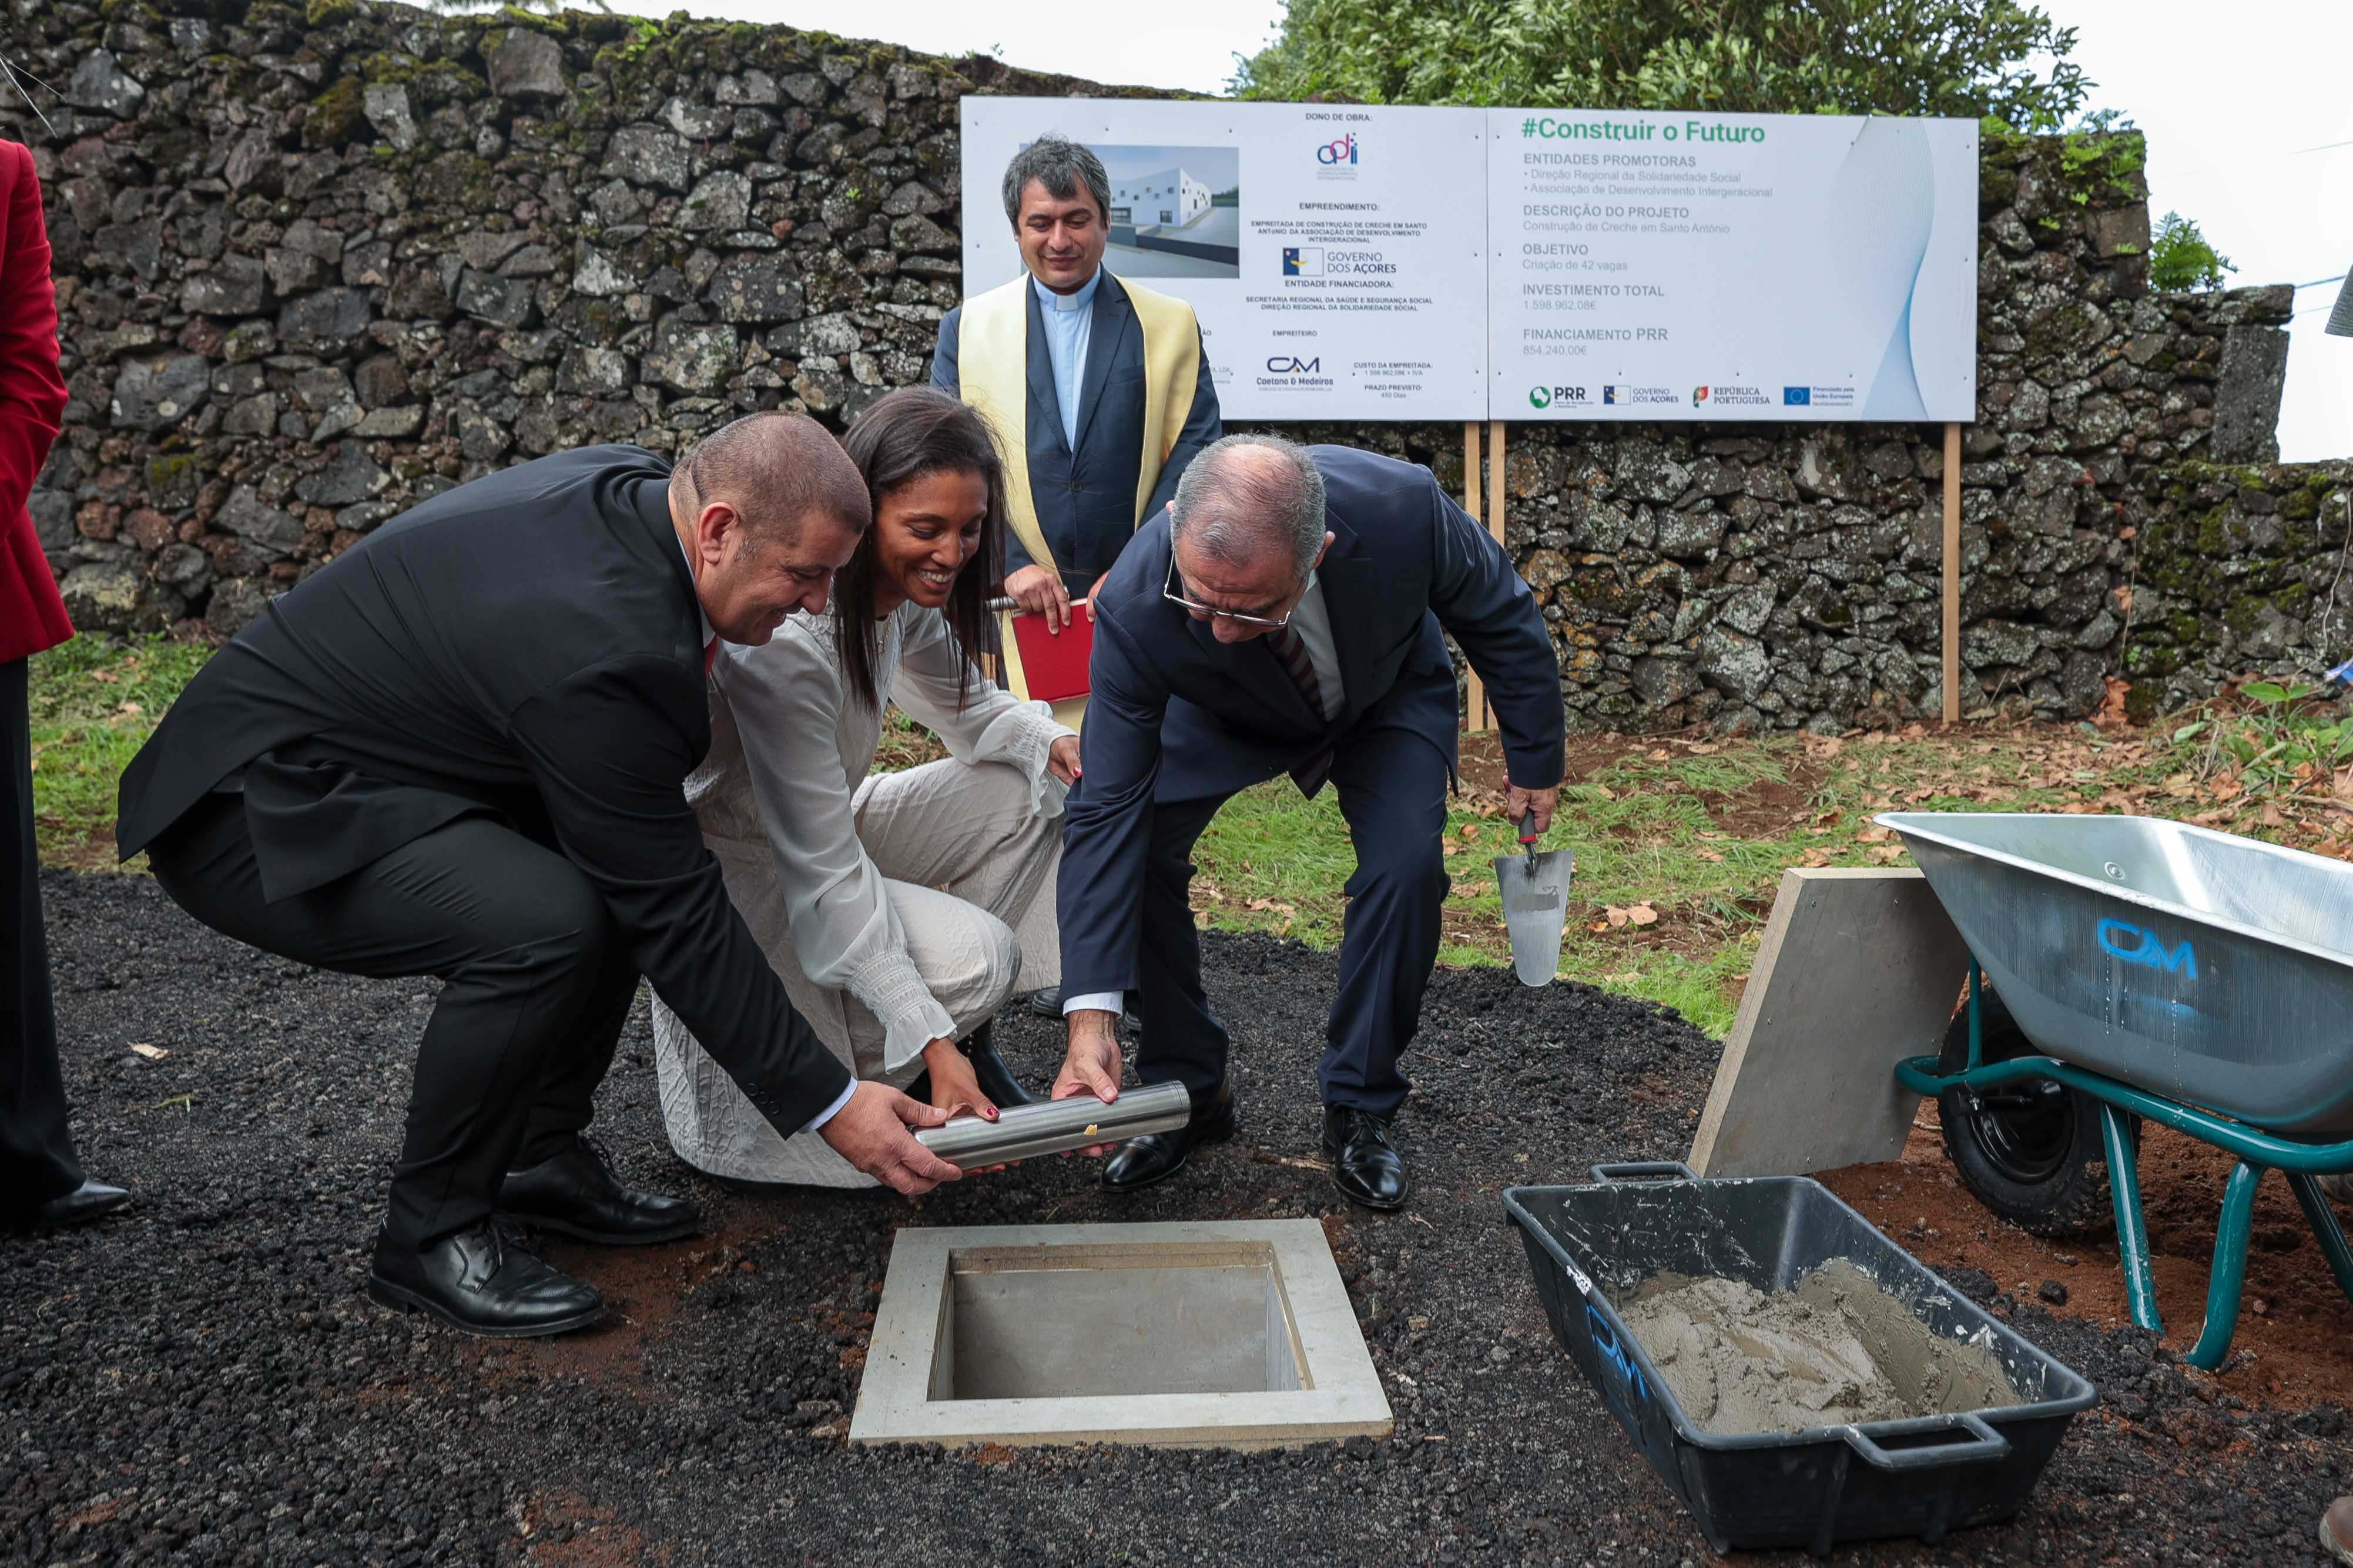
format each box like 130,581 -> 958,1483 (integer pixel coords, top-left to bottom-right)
7,0 -> 2326,730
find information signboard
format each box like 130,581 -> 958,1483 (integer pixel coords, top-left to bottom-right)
1486,109 -> 1980,422
959,98 -> 1491,421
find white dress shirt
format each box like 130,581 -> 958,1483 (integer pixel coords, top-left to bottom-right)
1035,267 -> 1100,449
1064,576 -> 1343,1017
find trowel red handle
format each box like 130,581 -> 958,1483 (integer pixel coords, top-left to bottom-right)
1517,810 -> 1540,846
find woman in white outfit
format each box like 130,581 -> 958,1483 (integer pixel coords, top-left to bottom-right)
652,387 -> 1080,1187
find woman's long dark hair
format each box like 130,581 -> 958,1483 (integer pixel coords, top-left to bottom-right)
834,387 -> 1010,714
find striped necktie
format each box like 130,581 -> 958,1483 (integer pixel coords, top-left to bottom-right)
1268,625 -> 1335,798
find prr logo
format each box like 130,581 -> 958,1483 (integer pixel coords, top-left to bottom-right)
1692,385 -> 1710,407
1529,385 -> 1587,409
1266,355 -> 1322,374
1316,132 -> 1358,166
1528,386 -> 1551,409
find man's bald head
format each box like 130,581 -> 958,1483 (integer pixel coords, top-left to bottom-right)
1170,434 -> 1328,582
675,410 -> 871,548
670,412 -> 870,645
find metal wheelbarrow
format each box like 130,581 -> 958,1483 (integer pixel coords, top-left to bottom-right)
1880,811 -> 2353,1369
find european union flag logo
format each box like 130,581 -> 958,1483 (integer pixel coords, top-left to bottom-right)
1782,387 -> 1811,406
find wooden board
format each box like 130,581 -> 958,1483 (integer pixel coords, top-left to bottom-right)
1942,421 -> 1961,724
1462,421 -> 1484,732
1687,868 -> 1969,1178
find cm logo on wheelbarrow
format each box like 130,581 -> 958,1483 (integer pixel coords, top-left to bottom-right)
2095,918 -> 2197,980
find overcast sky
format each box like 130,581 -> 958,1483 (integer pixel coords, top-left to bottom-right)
678,0 -> 2352,460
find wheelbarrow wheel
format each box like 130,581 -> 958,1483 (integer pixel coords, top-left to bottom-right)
1936,988 -> 2139,1239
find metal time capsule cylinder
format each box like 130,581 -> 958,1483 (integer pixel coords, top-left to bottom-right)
915,1080 -> 1192,1167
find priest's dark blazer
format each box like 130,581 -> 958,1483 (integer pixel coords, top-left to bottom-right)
116,446 -> 850,1139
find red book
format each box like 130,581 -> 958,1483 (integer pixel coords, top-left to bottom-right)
1002,604 -> 1094,704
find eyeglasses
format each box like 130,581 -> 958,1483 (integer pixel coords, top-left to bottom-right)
1164,555 -> 1296,631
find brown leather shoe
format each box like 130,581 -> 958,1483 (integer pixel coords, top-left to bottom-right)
2323,1496 -> 2353,1566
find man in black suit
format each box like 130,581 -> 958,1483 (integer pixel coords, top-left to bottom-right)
118,415 -> 964,1337
1048,435 -> 1566,1209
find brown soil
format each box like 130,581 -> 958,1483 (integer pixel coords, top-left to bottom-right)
519,1490 -> 662,1568
468,1191 -> 815,1400
1822,1109 -> 2353,1410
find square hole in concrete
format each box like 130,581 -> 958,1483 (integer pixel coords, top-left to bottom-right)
851,1220 -> 1392,1450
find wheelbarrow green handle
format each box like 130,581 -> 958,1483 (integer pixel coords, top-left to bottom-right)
1589,1160 -> 1699,1184
1842,1411 -> 2010,1471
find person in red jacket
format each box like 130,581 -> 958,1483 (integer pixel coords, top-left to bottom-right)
1,136 -> 128,1231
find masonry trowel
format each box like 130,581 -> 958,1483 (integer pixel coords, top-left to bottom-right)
1493,811 -> 1571,986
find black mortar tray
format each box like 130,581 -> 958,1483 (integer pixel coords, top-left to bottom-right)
1504,1163 -> 2096,1556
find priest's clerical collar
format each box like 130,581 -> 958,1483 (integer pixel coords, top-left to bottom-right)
1034,266 -> 1101,313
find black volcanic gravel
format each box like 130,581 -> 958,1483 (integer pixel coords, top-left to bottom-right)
6,867 -> 2351,1566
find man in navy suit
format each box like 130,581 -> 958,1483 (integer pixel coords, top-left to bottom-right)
1047,435 -> 1566,1208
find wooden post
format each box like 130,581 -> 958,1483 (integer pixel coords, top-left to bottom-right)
1941,421 -> 1962,724
1462,421 -> 1487,731
1478,419 -> 1509,731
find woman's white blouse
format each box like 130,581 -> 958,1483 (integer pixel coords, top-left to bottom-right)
686,600 -> 1072,1070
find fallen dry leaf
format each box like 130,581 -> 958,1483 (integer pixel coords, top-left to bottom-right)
129,1043 -> 169,1060
1457,823 -> 1479,841
1688,742 -> 1721,755
1627,904 -> 1660,926
2090,677 -> 2131,729
1453,881 -> 1493,899
1605,906 -> 1630,927
1857,825 -> 1892,844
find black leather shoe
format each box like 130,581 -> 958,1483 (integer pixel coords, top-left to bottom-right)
960,1020 -> 1034,1107
1322,1108 -> 1410,1210
497,1137 -> 699,1245
17,1179 -> 131,1232
1102,1084 -> 1235,1192
367,1223 -> 604,1338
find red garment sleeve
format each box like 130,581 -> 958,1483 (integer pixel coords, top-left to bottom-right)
0,137 -> 73,662
0,140 -> 66,522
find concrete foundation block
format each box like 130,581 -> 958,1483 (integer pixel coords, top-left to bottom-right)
850,1220 -> 1393,1449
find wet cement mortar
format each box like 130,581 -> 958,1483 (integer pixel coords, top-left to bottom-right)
1617,1262 -> 2019,1438
6,869 -> 2350,1567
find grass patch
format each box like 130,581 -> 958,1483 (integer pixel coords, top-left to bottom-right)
29,636 -> 213,871
1189,725 -> 2201,1039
